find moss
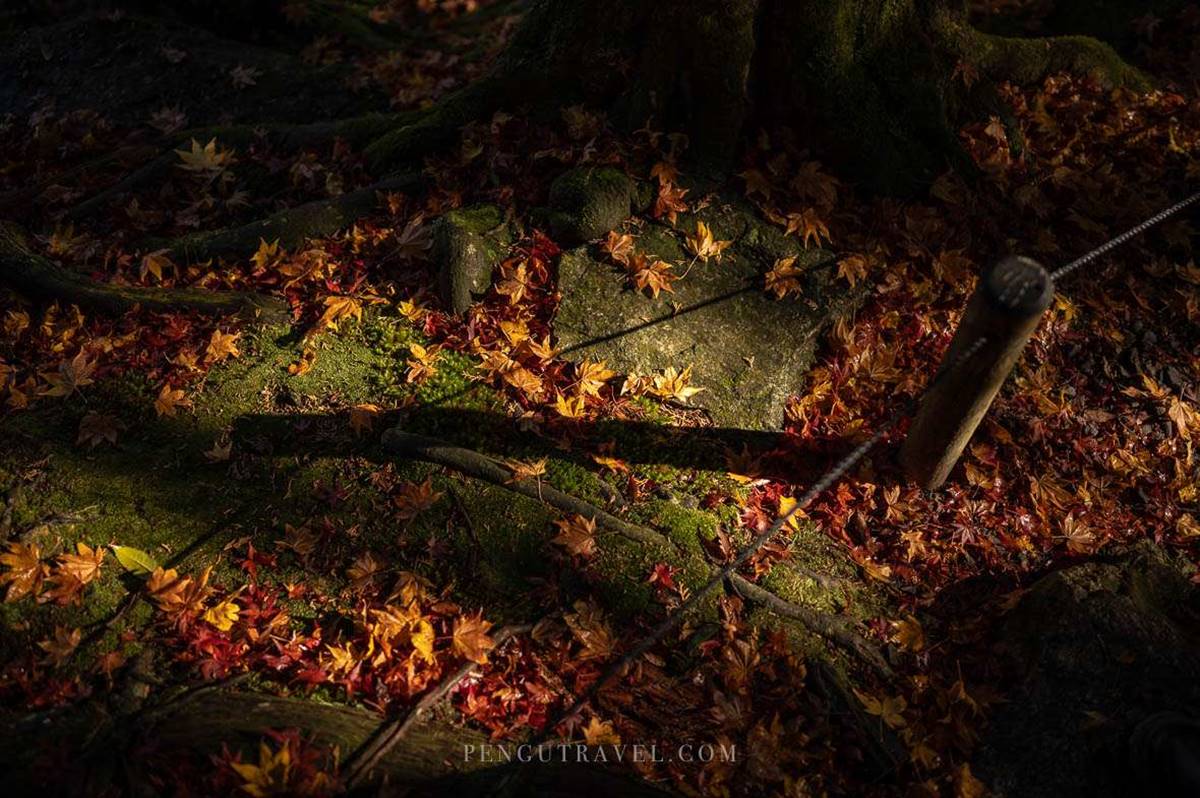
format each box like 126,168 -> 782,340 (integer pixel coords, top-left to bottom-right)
545,166 -> 638,245
635,499 -> 718,555
433,204 -> 513,314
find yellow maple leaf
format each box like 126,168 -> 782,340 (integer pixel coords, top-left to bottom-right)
853,688 -> 908,729
583,717 -> 622,746
0,541 -> 45,602
685,221 -> 731,263
626,255 -> 678,298
154,384 -> 192,417
505,458 -> 547,483
57,542 -> 105,586
495,261 -> 532,305
765,256 -> 805,298
230,738 -> 295,798
393,478 -> 443,520
316,295 -> 363,332
778,495 -> 807,532
890,615 -> 926,652
140,249 -> 174,282
204,329 -> 241,365
837,254 -> 869,287
405,343 -> 440,384
554,391 -> 587,419
202,598 -> 240,632
650,365 -> 703,403
451,611 -> 496,664
591,453 -> 630,473
40,350 -> 97,397
349,403 -> 381,436
576,359 -> 616,398
602,230 -> 635,265
175,138 -> 234,173
785,208 -> 832,248
250,238 -> 282,272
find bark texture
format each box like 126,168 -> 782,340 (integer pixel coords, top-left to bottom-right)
373,0 -> 1147,191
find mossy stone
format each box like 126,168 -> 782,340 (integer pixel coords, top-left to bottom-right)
432,204 -> 511,314
545,166 -> 642,245
554,211 -> 856,429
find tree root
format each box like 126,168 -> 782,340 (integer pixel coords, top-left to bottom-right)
0,221 -> 283,317
363,75 -> 515,175
381,429 -> 665,549
381,428 -> 892,678
970,31 -> 1150,90
342,622 -> 533,789
156,172 -> 421,263
63,113 -> 410,223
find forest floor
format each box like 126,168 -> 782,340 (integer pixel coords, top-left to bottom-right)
1,2 -> 1200,797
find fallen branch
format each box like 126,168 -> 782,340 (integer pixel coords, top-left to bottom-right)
0,221 -> 283,317
381,427 -> 891,678
342,622 -> 532,789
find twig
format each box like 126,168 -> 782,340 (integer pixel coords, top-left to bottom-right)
342,622 -> 532,789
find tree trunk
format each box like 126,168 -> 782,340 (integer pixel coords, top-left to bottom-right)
370,0 -> 1146,192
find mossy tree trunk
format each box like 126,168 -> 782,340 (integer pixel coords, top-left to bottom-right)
370,0 -> 1148,192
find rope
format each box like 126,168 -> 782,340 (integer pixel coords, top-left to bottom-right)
497,187 -> 1199,771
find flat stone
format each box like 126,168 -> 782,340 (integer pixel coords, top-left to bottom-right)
554,219 -> 850,429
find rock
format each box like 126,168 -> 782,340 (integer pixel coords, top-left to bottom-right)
553,216 -> 853,429
975,542 -> 1200,798
432,205 -> 512,314
545,166 -> 649,245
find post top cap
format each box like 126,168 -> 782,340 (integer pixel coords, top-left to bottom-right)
985,256 -> 1053,316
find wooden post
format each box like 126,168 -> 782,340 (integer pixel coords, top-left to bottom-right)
900,256 -> 1053,489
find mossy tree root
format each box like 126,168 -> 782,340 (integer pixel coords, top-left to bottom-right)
0,221 -> 283,317
64,113 -> 411,223
154,172 -> 422,263
381,428 -> 891,677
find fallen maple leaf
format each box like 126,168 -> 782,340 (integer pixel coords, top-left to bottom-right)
203,597 -> 241,632
602,231 -> 635,265
552,515 -> 598,558
452,611 -> 496,664
154,384 -> 192,417
650,365 -> 703,403
765,256 -> 805,298
38,625 -> 81,667
576,360 -> 616,398
175,138 -> 234,173
394,478 -> 443,520
0,541 -> 45,602
837,254 -> 869,287
204,329 -> 241,365
40,350 -> 97,397
57,542 -> 105,586
626,255 -> 678,298
349,403 -> 382,436
583,717 -> 622,746
316,295 -> 363,332
405,343 -> 440,384
77,412 -> 121,448
685,221 -> 731,263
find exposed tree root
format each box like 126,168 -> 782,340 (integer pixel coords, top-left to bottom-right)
0,221 -> 282,317
381,429 -> 666,549
363,75 -> 515,174
157,173 -> 422,263
381,428 -> 892,678
342,622 -> 534,789
64,113 -> 411,223
730,575 -> 893,679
